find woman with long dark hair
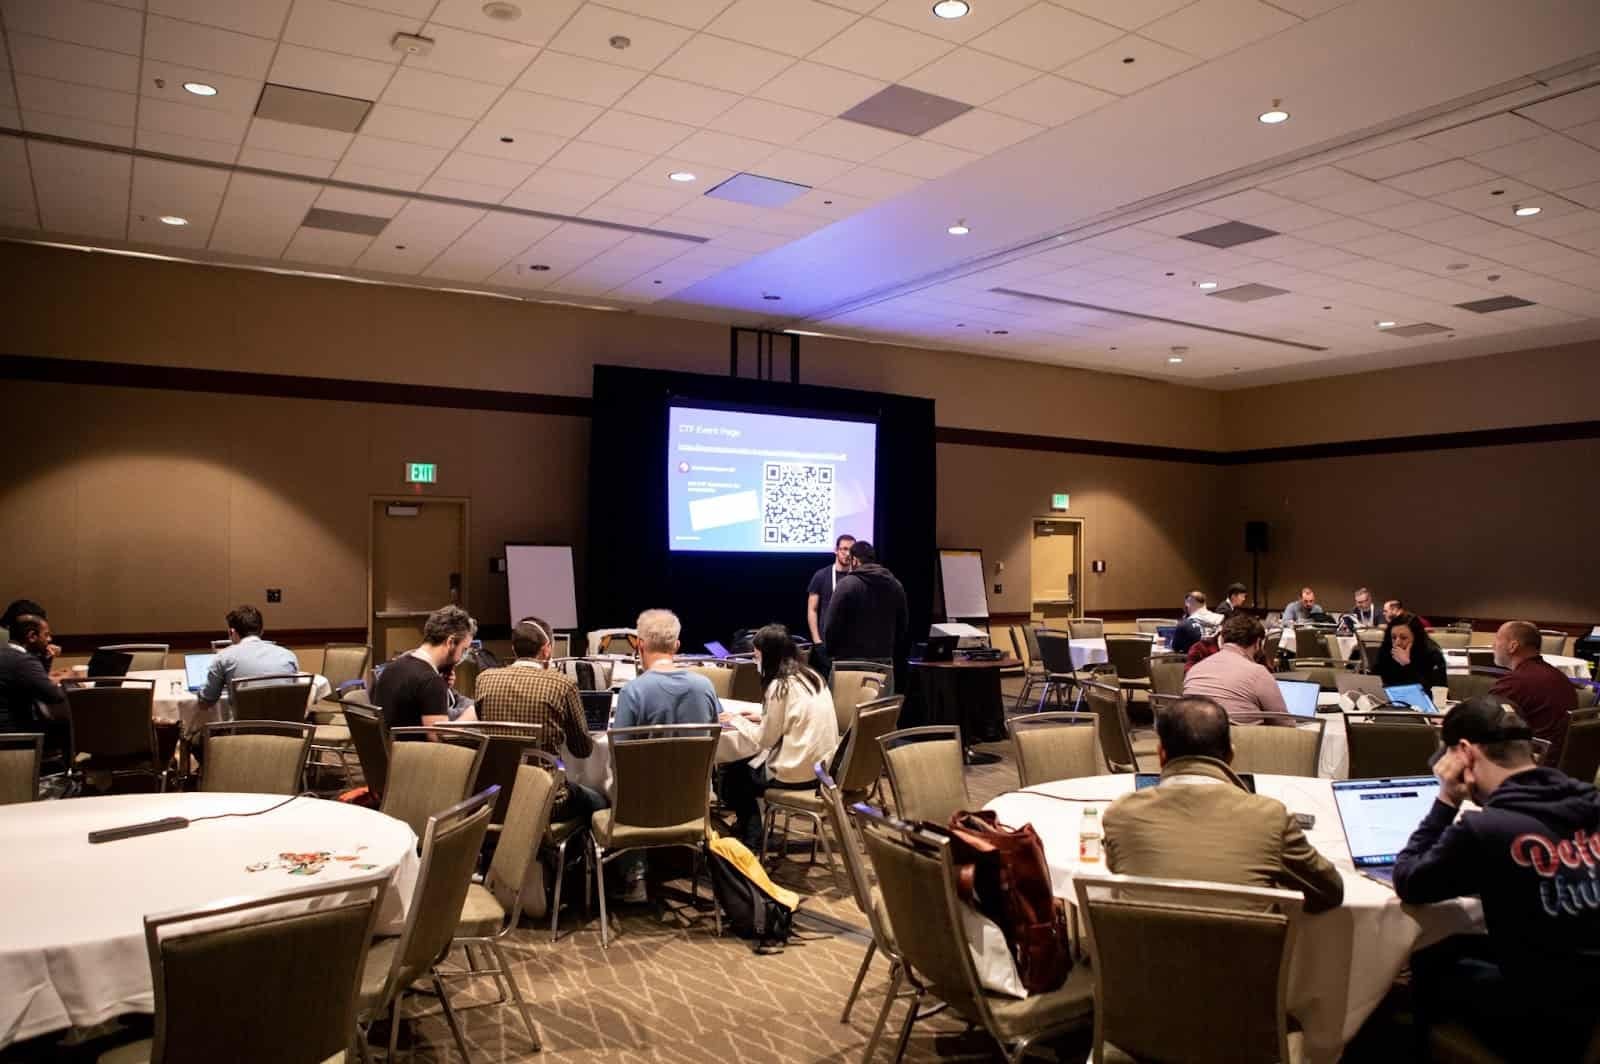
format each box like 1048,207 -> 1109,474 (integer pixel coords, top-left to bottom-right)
720,623 -> 840,849
1375,612 -> 1448,690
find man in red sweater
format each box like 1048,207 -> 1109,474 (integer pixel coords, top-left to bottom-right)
1491,621 -> 1578,765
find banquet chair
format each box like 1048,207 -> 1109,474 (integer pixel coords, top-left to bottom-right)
98,643 -> 170,671
0,733 -> 43,804
1032,629 -> 1085,711
358,788 -> 498,1064
1356,629 -> 1386,672
879,725 -> 970,824
1073,872 -> 1304,1064
1557,709 -> 1600,785
1264,629 -> 1285,669
1081,678 -> 1147,774
1579,685 -> 1599,711
447,754 -> 562,1055
592,724 -> 721,948
761,696 -> 902,882
1448,667 -> 1507,703
1281,658 -> 1355,691
856,806 -> 1094,1063
228,673 -> 314,724
1227,714 -> 1324,778
383,727 -> 489,842
1431,629 -> 1472,650
729,659 -> 762,703
341,701 -> 389,800
1291,627 -> 1333,660
681,661 -> 734,698
62,677 -> 166,792
1136,618 -> 1178,636
1068,618 -> 1104,640
1539,630 -> 1572,658
832,661 -> 894,732
1466,648 -> 1497,670
551,657 -> 614,692
1008,712 -> 1104,788
1149,653 -> 1187,699
450,655 -> 481,701
97,871 -> 390,1064
1012,627 -> 1047,711
819,766 -> 907,1056
318,644 -> 372,707
1103,635 -> 1154,703
442,721 -> 544,829
1346,713 -> 1442,780
198,721 -> 313,796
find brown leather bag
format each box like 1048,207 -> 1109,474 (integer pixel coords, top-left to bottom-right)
945,809 -> 1073,994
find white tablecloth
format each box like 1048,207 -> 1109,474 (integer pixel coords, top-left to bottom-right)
1071,638 -> 1107,670
985,775 -> 1481,1063
563,698 -> 765,798
0,793 -> 417,1047
126,670 -> 332,731
1441,650 -> 1591,680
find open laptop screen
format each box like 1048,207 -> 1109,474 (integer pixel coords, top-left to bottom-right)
1276,679 -> 1321,718
1383,683 -> 1439,714
184,653 -> 216,692
1331,776 -> 1441,867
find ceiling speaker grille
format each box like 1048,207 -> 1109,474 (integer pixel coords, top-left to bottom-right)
1179,220 -> 1279,248
1207,283 -> 1289,302
302,207 -> 390,235
1454,295 -> 1535,313
839,85 -> 972,136
256,83 -> 372,133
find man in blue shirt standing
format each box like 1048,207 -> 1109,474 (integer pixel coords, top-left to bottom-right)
613,609 -> 719,728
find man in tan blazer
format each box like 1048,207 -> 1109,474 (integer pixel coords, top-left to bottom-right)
1103,695 -> 1345,913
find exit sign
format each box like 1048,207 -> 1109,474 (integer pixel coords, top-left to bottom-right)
1051,493 -> 1070,511
406,462 -> 437,484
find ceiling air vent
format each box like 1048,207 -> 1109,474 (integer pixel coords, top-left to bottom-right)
1454,295 -> 1535,313
301,207 -> 390,236
255,83 -> 373,133
1179,220 -> 1279,248
1207,283 -> 1289,302
839,84 -> 972,136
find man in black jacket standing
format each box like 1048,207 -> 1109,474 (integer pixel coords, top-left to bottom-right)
1394,696 -> 1600,1060
822,540 -> 907,667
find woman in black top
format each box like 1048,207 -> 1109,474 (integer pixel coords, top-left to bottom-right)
1375,612 -> 1448,690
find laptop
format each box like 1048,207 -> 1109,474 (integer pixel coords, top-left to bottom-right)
1335,672 -> 1386,698
1383,683 -> 1440,714
704,641 -> 731,660
1276,678 -> 1321,718
183,653 -> 217,693
86,649 -> 134,678
1136,772 -> 1256,793
1331,775 -> 1442,885
580,690 -> 613,732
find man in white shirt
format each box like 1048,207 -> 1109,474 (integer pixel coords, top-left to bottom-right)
1170,590 -> 1224,654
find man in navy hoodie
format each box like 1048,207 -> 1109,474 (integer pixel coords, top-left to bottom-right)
1394,696 -> 1600,1061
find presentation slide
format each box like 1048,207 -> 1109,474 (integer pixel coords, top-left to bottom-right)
668,405 -> 877,553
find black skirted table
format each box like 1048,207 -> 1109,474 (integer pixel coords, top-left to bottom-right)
903,656 -> 1018,762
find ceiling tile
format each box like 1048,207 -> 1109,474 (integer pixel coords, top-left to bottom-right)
339,0 -> 433,19
630,157 -> 737,192
1246,201 -> 1343,232
705,0 -> 858,56
427,0 -> 583,46
316,186 -> 408,217
243,117 -> 354,160
282,0 -> 424,64
144,14 -> 276,79
873,137 -> 980,179
1261,164 -> 1372,202
1434,176 -> 1541,214
28,140 -> 131,236
595,180 -> 697,214
1201,188 -> 1299,219
1361,198 -> 1459,229
900,47 -> 1037,107
602,0 -> 732,30
1567,120 -> 1600,151
1311,181 -> 1414,215
972,5 -> 1122,72
513,51 -> 644,107
148,0 -> 292,37
330,159 -> 425,190
1382,158 -> 1499,196
480,90 -> 602,137
8,33 -> 139,92
1418,112 -> 1546,157
615,76 -> 739,125
344,134 -> 448,175
210,172 -> 320,257
1140,0 -> 1299,59
656,34 -> 793,94
1338,139 -> 1454,181
430,150 -> 536,189
706,97 -> 828,144
381,67 -> 503,119
753,61 -> 884,116
15,74 -> 137,126
546,139 -> 655,179
129,156 -> 228,220
577,203 -> 664,228
138,97 -> 252,143
504,167 -> 616,212
1055,0 -> 1192,31
923,108 -> 1042,153
268,44 -> 396,102
1513,159 -> 1599,193
670,129 -> 778,170
808,19 -> 954,82
237,146 -> 334,177
1566,181 -> 1600,209
409,23 -> 539,85
1516,85 -> 1600,131
141,61 -> 262,114
794,118 -> 907,162
0,136 -> 39,211
1057,34 -> 1200,95
0,0 -> 143,55
985,74 -> 1114,126
283,227 -> 374,267
580,110 -> 696,155
1471,132 -> 1600,177
358,103 -> 473,149
824,164 -> 921,200
873,0 -> 1032,42
418,175 -> 512,203
1296,216 -> 1387,245
751,147 -> 854,186
546,6 -> 695,71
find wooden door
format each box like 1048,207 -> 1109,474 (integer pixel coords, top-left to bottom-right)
370,499 -> 467,663
1030,518 -> 1081,624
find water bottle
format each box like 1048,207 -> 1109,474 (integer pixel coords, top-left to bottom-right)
1078,805 -> 1102,863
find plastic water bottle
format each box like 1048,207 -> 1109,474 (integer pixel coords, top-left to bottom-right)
1079,805 -> 1102,863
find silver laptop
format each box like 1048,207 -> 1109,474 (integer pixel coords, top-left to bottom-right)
1275,678 -> 1320,718
1331,775 -> 1441,885
1335,672 -> 1385,698
183,653 -> 216,693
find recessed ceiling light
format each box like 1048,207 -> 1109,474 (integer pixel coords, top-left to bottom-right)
158,215 -> 188,226
1258,99 -> 1289,124
668,171 -> 697,182
1376,320 -> 1396,329
1167,356 -> 1184,364
182,82 -> 217,97
500,135 -> 515,143
1196,280 -> 1218,290
481,1 -> 521,20
1513,205 -> 1541,217
932,0 -> 970,17
947,220 -> 970,235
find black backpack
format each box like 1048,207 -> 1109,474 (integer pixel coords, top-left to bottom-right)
706,839 -> 795,952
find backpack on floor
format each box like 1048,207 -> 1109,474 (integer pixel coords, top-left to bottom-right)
706,835 -> 798,952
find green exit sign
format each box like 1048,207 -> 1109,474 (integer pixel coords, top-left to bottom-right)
1051,493 -> 1070,511
406,462 -> 437,484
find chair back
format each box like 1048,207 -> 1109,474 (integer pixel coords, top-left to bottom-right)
1008,712 -> 1103,787
320,644 -> 371,693
341,701 -> 389,799
1136,618 -> 1178,636
1022,625 -> 1045,667
442,721 -> 542,826
1293,626 -> 1334,659
451,655 -> 481,700
0,733 -> 43,804
817,767 -> 896,958
1068,618 -> 1104,640
100,643 -> 170,671
483,753 -> 562,923
1284,658 -> 1351,691
680,662 -> 733,699
1033,628 -> 1077,676
1466,648 -> 1497,669
1431,629 -> 1471,650
382,727 -> 489,841
1263,629 -> 1283,667
1226,715 -> 1323,777
143,871 -> 389,1064
228,674 -> 314,724
1579,685 -> 1599,711
1540,630 -> 1572,658
608,724 -> 719,831
878,725 -> 969,823
729,659 -> 762,703
1346,712 -> 1441,779
551,657 -> 614,692
1082,678 -> 1137,773
1558,708 -> 1600,784
378,789 -> 498,1002
1448,666 -> 1506,703
1149,653 -> 1187,697
830,660 -> 893,732
1007,626 -> 1032,671
1074,872 -> 1301,1064
1103,634 -> 1154,680
64,677 -> 157,760
200,721 -> 313,795
835,696 -> 904,796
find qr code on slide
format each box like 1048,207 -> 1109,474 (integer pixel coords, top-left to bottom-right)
762,462 -> 835,547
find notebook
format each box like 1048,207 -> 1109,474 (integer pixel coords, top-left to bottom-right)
1383,683 -> 1440,714
183,653 -> 216,693
1276,678 -> 1321,718
1331,776 -> 1441,885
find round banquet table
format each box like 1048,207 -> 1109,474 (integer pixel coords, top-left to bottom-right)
561,697 -> 765,798
126,669 -> 332,731
0,793 -> 418,1048
984,774 -> 1483,1063
1441,649 -> 1592,680
1070,638 -> 1108,669
904,656 -> 1019,755
1278,628 -> 1360,660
